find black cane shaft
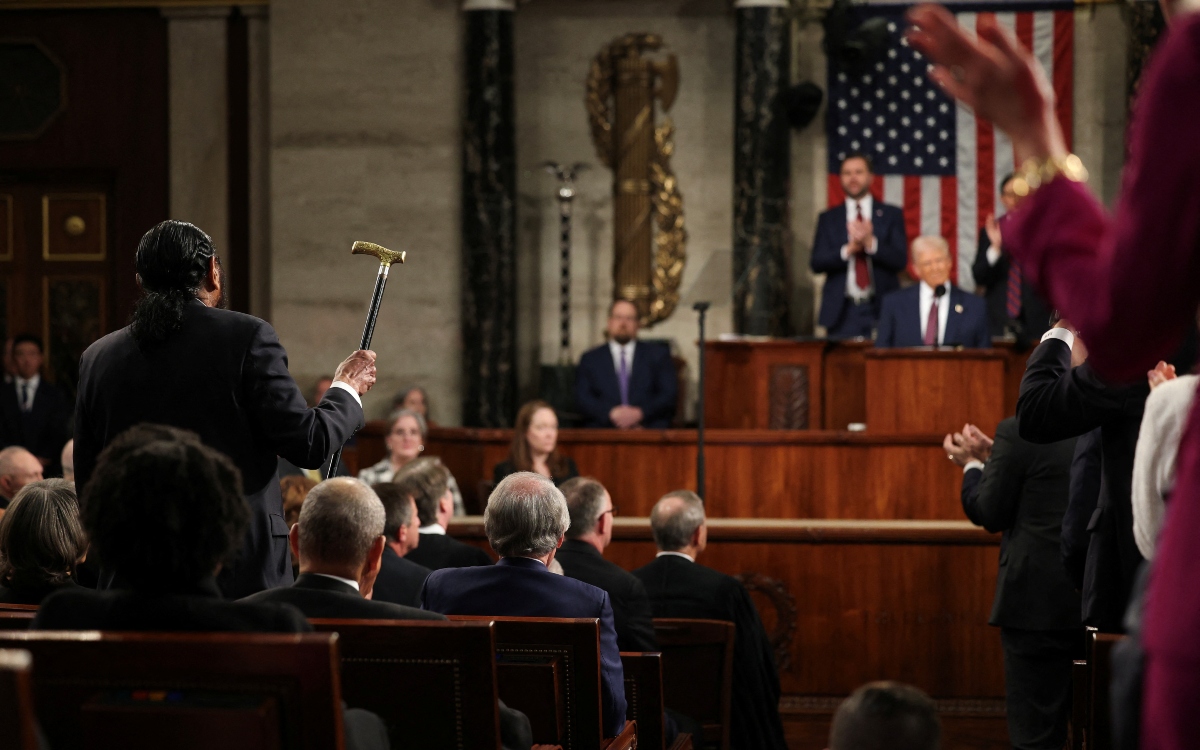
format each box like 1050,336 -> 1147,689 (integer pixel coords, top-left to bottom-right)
328,265 -> 390,477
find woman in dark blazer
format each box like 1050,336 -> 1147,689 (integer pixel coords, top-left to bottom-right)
0,478 -> 86,605
493,400 -> 578,488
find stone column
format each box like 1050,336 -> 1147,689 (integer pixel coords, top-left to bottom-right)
163,7 -> 231,264
732,0 -> 791,336
243,4 -> 271,321
461,0 -> 517,427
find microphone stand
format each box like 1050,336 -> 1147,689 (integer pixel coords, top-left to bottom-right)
693,301 -> 710,501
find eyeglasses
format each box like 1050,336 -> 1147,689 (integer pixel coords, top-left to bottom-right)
603,505 -> 618,517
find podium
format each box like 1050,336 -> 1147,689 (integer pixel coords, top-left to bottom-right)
704,340 -> 826,429
865,348 -> 1007,436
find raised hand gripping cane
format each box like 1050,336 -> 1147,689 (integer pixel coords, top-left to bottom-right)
326,241 -> 406,477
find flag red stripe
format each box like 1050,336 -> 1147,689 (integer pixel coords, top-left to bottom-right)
941,175 -> 958,283
903,176 -> 922,278
870,174 -> 885,202
1015,14 -> 1035,167
827,173 -> 842,209
975,14 -> 996,233
1054,10 -> 1074,151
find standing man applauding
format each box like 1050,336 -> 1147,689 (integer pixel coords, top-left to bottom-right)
74,220 -> 376,598
810,153 -> 908,339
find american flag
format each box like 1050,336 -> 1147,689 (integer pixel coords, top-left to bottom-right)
826,3 -> 1075,289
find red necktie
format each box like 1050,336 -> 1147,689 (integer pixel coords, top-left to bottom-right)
1006,260 -> 1022,320
853,203 -> 870,290
924,297 -> 939,346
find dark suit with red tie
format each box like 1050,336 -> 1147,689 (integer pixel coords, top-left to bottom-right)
874,284 -> 991,348
574,341 -> 677,428
810,199 -> 908,338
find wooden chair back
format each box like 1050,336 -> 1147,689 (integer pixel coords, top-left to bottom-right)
1087,629 -> 1123,750
0,612 -> 35,631
0,604 -> 39,613
0,649 -> 39,750
310,618 -> 502,750
449,615 -> 605,750
652,619 -> 735,750
0,631 -> 344,750
621,651 -> 692,750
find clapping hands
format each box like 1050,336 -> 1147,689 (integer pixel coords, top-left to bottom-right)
943,423 -> 994,467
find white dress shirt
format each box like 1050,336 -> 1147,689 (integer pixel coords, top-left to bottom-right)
419,524 -> 446,535
918,282 -> 951,345
312,573 -> 360,592
608,340 -> 636,379
14,374 -> 39,412
1040,327 -> 1075,349
840,195 -> 880,300
328,380 -> 362,407
655,551 -> 695,562
1132,374 -> 1199,560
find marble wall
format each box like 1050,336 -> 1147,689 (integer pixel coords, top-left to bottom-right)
267,0 -> 1128,424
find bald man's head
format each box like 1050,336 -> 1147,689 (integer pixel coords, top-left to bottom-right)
295,478 -> 385,568
649,490 -> 706,552
0,447 -> 43,500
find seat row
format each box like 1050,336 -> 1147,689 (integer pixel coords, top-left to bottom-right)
0,606 -> 735,750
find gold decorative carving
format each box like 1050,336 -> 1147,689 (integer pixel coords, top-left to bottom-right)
42,193 -> 106,261
64,215 -> 86,236
586,33 -> 687,327
736,572 -> 798,670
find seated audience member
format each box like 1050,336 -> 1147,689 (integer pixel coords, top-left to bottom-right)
810,152 -> 908,339
368,482 -> 433,607
875,236 -> 990,348
828,681 -> 941,750
34,425 -> 310,632
556,477 -> 655,652
971,174 -> 1050,344
493,400 -> 579,487
574,299 -> 677,429
945,420 -> 1081,750
392,385 -> 433,426
358,409 -> 464,515
1132,365 -> 1199,560
60,440 -> 74,482
399,458 -> 492,570
634,491 -> 788,750
36,425 -> 390,750
0,334 -> 70,472
243,477 -> 443,621
0,479 -> 86,604
421,472 -> 628,738
0,446 -> 44,510
281,474 -> 318,528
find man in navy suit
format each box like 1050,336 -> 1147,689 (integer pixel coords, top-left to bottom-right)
0,334 -> 70,473
811,153 -> 909,338
575,299 -> 677,429
420,472 -> 627,738
876,236 -> 990,348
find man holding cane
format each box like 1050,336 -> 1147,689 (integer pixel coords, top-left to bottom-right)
74,220 -> 376,598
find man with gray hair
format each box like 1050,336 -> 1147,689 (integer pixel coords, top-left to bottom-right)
828,681 -> 941,750
0,446 -> 43,509
634,490 -> 787,750
420,472 -> 628,738
243,478 -> 442,622
875,235 -> 990,348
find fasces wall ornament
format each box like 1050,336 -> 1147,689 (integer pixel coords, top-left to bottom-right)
736,572 -> 798,670
586,33 -> 687,328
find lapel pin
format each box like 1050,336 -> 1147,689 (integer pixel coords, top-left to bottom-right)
954,304 -> 964,313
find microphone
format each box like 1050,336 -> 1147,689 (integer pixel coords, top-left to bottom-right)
933,285 -> 947,299
693,301 -> 710,312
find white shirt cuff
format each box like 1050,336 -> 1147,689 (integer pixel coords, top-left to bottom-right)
986,246 -> 1001,265
840,243 -> 851,261
1041,327 -> 1075,350
865,237 -> 878,255
329,380 -> 363,407
963,460 -> 985,474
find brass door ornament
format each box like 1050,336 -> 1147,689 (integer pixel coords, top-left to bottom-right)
586,33 -> 687,327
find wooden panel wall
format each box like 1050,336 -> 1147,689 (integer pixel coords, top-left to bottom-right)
356,425 -> 972,519
447,519 -> 1006,726
865,350 -> 1007,437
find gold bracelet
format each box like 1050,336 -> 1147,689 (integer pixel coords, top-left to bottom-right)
1011,153 -> 1088,197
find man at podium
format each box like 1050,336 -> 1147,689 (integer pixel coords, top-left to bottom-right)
876,236 -> 990,348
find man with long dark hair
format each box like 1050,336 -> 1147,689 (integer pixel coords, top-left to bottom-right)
74,220 -> 376,598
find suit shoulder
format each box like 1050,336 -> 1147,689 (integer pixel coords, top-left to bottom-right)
579,345 -> 609,364
880,285 -> 915,309
370,599 -> 446,621
818,204 -> 845,221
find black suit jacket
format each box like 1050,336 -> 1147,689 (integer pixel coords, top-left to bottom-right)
971,232 -> 1052,343
555,539 -> 657,652
74,300 -> 363,599
960,417 -> 1081,631
633,555 -> 787,750
32,579 -> 311,633
0,378 -> 70,466
810,201 -> 908,332
574,342 -> 677,428
492,457 -> 579,487
242,573 -> 445,621
1062,428 -> 1103,590
875,284 -> 991,349
0,580 -> 77,606
404,532 -> 493,571
1016,338 -> 1148,631
371,547 -> 433,608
